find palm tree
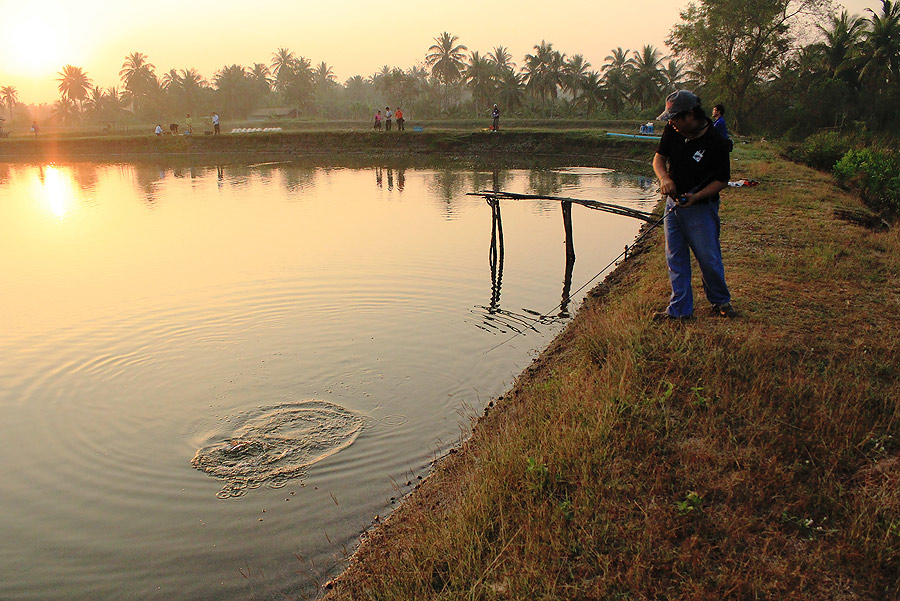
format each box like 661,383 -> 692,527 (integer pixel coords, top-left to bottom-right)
601,47 -> 632,115
575,71 -> 603,117
160,68 -> 182,92
861,0 -> 900,84
659,59 -> 687,92
279,55 -> 313,108
1,85 -> 18,120
271,47 -> 298,95
523,40 -> 565,113
179,68 -> 208,112
120,52 -> 154,85
488,45 -> 516,74
563,54 -> 591,99
52,97 -> 78,124
629,45 -> 665,111
314,61 -> 336,86
57,65 -> 92,116
465,51 -> 497,115
496,69 -> 525,112
214,64 -> 255,119
816,10 -> 867,82
119,52 -> 157,115
250,63 -> 273,90
425,31 -> 468,86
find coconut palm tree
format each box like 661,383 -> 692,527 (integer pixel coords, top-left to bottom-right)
496,69 -> 525,113
601,47 -> 632,115
488,45 -> 516,74
815,10 -> 867,82
465,51 -> 497,114
119,52 -> 157,115
861,0 -> 900,84
179,68 -> 208,112
280,56 -> 314,108
57,65 -> 92,116
659,59 -> 687,92
563,54 -> 591,99
314,62 -> 337,86
160,68 -> 182,92
523,41 -> 565,101
629,45 -> 665,111
52,97 -> 78,124
1,85 -> 18,120
271,47 -> 298,95
425,31 -> 468,86
120,51 -> 154,85
575,71 -> 603,117
250,63 -> 273,90
214,64 -> 256,119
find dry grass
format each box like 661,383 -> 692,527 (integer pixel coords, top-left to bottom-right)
324,141 -> 900,600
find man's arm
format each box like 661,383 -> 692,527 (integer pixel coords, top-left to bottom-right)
653,153 -> 677,197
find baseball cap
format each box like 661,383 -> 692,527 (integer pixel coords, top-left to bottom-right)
657,90 -> 700,121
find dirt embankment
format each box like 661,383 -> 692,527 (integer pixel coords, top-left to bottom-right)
0,130 -> 656,165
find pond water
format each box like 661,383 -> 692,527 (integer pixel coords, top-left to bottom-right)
0,160 -> 656,600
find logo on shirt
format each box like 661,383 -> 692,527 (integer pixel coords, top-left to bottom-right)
693,149 -> 705,162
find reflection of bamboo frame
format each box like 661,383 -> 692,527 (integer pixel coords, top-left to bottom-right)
473,193 -> 577,333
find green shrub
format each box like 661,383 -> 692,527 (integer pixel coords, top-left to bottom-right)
833,147 -> 900,216
793,131 -> 854,171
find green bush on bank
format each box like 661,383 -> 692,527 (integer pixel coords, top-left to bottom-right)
833,147 -> 900,216
789,131 -> 856,171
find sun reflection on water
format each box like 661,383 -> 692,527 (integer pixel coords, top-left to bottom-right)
33,165 -> 78,219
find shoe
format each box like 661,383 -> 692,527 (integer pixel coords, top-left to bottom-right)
711,303 -> 737,318
652,311 -> 692,322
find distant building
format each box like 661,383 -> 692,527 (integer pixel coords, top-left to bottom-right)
248,108 -> 298,121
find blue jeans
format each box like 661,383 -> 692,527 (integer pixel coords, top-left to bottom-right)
663,196 -> 731,317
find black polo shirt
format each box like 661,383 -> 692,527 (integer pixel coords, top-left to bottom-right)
656,118 -> 730,199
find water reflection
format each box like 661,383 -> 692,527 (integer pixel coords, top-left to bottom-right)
560,201 -> 576,318
0,160 -> 651,601
473,193 -> 579,330
34,165 -> 79,219
487,197 -> 504,314
528,168 -> 581,198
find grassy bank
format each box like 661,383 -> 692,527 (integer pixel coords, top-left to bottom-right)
0,129 -> 656,166
324,143 -> 900,600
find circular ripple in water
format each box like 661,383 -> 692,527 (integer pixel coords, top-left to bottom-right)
191,400 -> 365,498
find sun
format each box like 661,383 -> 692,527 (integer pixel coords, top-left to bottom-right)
3,7 -> 74,77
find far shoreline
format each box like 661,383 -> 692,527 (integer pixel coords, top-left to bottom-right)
0,129 -> 658,170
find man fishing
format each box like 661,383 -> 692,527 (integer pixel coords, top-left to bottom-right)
652,89 -> 736,320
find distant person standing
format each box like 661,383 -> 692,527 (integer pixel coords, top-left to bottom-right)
384,106 -> 393,131
712,104 -> 733,152
491,104 -> 500,131
185,113 -> 193,134
31,121 -> 39,138
212,112 -> 220,135
395,107 -> 404,130
374,109 -> 382,130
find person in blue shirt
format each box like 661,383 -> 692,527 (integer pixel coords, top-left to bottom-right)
712,104 -> 733,151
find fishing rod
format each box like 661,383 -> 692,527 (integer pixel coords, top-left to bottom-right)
467,190 -> 656,222
481,200 -> 678,354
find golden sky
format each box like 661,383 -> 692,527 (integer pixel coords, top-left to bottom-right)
0,0 -> 880,105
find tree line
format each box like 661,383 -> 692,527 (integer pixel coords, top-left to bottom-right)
2,0 -> 900,137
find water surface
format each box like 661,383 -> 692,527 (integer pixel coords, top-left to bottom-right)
0,160 -> 656,600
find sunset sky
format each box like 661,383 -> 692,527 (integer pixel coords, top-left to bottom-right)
0,0 -> 879,106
